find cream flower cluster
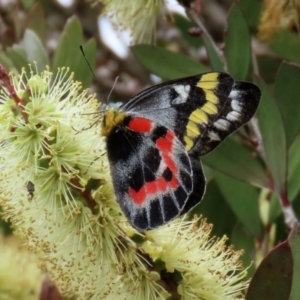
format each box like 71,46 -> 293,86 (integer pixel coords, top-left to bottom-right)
259,0 -> 300,40
0,233 -> 44,300
99,0 -> 163,43
0,65 -> 248,299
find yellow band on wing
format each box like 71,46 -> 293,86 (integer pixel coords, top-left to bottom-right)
184,73 -> 220,151
197,73 -> 219,91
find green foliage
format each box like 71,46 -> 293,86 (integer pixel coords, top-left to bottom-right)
255,76 -> 287,195
1,0 -> 300,299
247,238 -> 293,299
270,30 -> 300,64
132,45 -> 209,79
0,7 -> 96,89
246,227 -> 300,300
131,3 -> 300,298
202,138 -> 269,188
275,63 -> 300,147
224,5 -> 251,80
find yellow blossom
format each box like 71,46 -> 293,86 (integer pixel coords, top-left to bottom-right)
258,0 -> 300,40
0,65 -> 153,299
144,218 -> 249,299
0,233 -> 44,300
98,0 -> 163,44
0,65 -> 249,299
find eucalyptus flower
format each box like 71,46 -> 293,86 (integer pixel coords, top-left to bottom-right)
144,218 -> 249,299
259,0 -> 300,40
98,0 -> 163,44
0,65 -> 248,299
0,233 -> 44,300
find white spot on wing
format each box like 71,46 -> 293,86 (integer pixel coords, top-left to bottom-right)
213,119 -> 230,130
172,85 -> 191,104
231,99 -> 243,112
226,111 -> 241,122
208,130 -> 220,141
229,90 -> 239,99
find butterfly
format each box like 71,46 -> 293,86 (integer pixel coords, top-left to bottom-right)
101,72 -> 261,230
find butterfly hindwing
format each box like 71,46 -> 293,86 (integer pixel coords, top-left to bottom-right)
102,72 -> 261,230
187,80 -> 261,156
105,116 -> 205,230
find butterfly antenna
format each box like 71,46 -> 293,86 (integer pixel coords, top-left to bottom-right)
107,76 -> 119,104
79,45 -> 96,78
79,45 -> 108,104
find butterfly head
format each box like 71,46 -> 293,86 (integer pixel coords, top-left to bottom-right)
101,106 -> 126,137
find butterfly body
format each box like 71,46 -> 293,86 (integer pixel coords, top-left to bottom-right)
101,72 -> 261,230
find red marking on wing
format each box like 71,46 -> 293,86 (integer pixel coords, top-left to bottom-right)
157,131 -> 177,174
128,129 -> 180,206
157,177 -> 168,191
161,153 -> 177,174
128,117 -> 153,133
129,186 -> 146,205
166,130 -> 175,140
129,177 -> 170,205
156,131 -> 175,153
146,181 -> 158,194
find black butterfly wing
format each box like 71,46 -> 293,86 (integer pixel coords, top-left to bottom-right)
123,72 -> 260,156
103,72 -> 260,230
105,116 -> 205,230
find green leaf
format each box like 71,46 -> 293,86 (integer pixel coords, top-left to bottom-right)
238,0 -> 262,31
23,29 -> 48,72
132,45 -> 209,80
203,165 -> 214,183
0,51 -> 14,71
214,171 -> 262,237
269,192 -> 282,223
257,56 -> 282,84
246,240 -> 293,300
202,36 -> 224,72
190,180 -> 237,238
270,30 -> 300,64
21,0 -> 35,10
288,135 -> 300,201
275,62 -> 300,148
289,225 -> 300,299
269,134 -> 300,223
25,2 -> 46,40
202,138 -> 270,188
173,14 -> 203,49
52,16 -> 83,72
255,76 -> 287,195
51,17 -> 96,87
7,46 -> 29,72
224,4 -> 250,80
292,192 -> 300,220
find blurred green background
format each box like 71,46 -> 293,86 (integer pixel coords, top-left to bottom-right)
1,0 -> 300,299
